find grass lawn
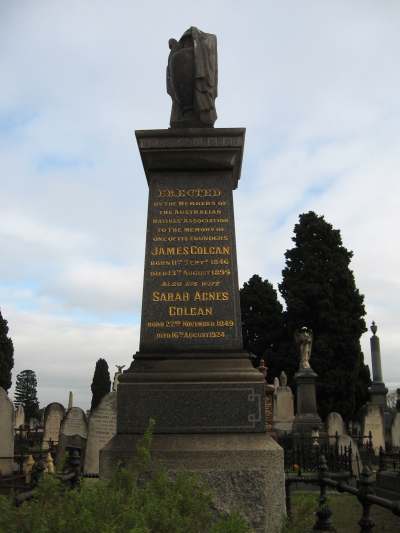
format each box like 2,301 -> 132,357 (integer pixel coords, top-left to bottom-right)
284,491 -> 400,533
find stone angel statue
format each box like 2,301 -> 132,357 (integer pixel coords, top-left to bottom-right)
167,26 -> 218,128
294,327 -> 313,370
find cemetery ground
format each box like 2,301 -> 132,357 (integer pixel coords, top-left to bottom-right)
284,491 -> 400,532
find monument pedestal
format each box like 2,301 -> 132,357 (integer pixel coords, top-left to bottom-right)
292,367 -> 322,434
101,432 -> 284,533
100,128 -> 285,532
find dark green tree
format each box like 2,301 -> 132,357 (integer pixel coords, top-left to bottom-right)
0,309 -> 14,391
279,211 -> 370,420
14,369 -> 39,420
90,358 -> 111,411
240,274 -> 285,374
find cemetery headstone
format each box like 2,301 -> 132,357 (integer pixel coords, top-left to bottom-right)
14,404 -> 25,428
273,372 -> 294,433
57,407 -> 88,466
0,387 -> 14,475
326,412 -> 345,437
100,26 -> 286,533
42,402 -> 65,448
362,404 -> 385,453
84,392 -> 117,474
337,434 -> 363,477
391,412 -> 400,448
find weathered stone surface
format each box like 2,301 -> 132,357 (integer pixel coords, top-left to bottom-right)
0,387 -> 14,475
391,412 -> 400,448
42,402 -> 65,447
292,368 -> 321,434
337,434 -> 363,477
14,404 -> 25,428
84,392 -> 117,474
101,433 -> 285,533
362,404 -> 385,453
56,407 -> 88,466
273,383 -> 294,433
60,407 -> 87,438
326,412 -> 345,437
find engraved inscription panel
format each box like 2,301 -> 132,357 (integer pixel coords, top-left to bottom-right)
140,172 -> 242,352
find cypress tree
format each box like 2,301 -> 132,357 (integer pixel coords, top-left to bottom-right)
14,369 -> 39,420
240,275 -> 285,373
279,211 -> 370,420
0,309 -> 14,391
90,358 -> 111,411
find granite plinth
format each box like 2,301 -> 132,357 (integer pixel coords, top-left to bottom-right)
118,356 -> 266,433
293,368 -> 321,434
100,432 -> 285,533
369,381 -> 388,407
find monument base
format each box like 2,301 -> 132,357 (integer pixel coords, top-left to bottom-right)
100,432 -> 285,533
293,367 -> 322,434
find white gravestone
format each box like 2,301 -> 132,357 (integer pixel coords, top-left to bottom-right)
14,404 -> 25,429
362,404 -> 385,453
0,387 -> 15,475
273,373 -> 294,433
391,412 -> 400,448
84,392 -> 117,474
42,403 -> 65,447
337,434 -> 363,477
326,412 -> 345,437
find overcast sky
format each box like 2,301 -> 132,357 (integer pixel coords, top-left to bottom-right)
1,1 -> 399,410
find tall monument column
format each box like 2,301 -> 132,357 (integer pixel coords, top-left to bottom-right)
100,27 -> 285,533
369,321 -> 388,407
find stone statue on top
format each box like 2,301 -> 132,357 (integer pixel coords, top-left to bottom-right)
167,27 -> 218,128
294,327 -> 313,370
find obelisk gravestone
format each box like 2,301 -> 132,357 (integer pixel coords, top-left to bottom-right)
101,27 -> 285,533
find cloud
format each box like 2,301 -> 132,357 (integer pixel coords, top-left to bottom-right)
1,0 -> 399,407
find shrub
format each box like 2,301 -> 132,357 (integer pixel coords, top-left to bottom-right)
0,421 -> 251,533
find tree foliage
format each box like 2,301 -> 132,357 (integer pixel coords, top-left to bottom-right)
279,211 -> 370,419
90,357 -> 111,411
240,274 -> 287,376
0,309 -> 14,391
14,369 -> 39,420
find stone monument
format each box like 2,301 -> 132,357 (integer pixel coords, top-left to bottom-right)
42,402 -> 65,448
273,371 -> 294,433
391,412 -> 400,449
57,406 -> 88,466
101,27 -> 285,533
368,322 -> 388,406
326,412 -> 345,437
0,387 -> 14,475
292,327 -> 322,434
84,391 -> 117,474
14,404 -> 25,429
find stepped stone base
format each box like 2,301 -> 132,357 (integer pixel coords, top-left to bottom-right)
100,432 -> 286,533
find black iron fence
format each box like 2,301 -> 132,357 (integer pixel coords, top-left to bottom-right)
286,455 -> 400,532
279,432 -> 356,476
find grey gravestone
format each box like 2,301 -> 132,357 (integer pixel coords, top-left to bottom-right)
0,387 -> 14,475
273,373 -> 294,433
362,404 -> 385,453
326,412 -> 345,437
42,402 -> 65,448
100,29 -> 285,533
391,412 -> 400,448
57,407 -> 88,466
14,404 -> 25,428
84,392 -> 117,474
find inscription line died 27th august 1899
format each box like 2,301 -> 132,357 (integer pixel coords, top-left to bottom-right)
141,184 -> 239,347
